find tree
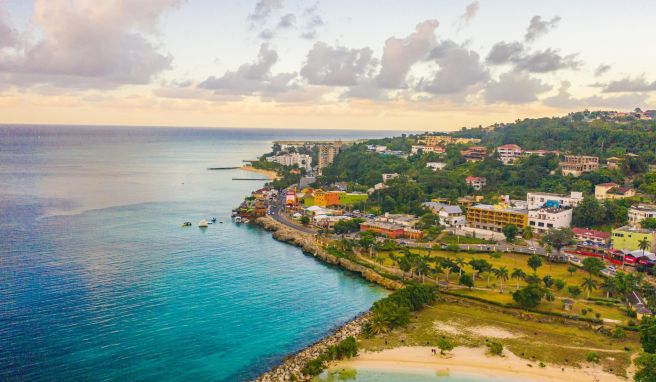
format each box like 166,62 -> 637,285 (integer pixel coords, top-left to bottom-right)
468,258 -> 491,281
568,285 -> 582,298
641,316 -> 656,354
522,225 -> 533,240
494,266 -> 510,292
572,197 -> 606,227
634,353 -> 656,382
641,218 -> 656,230
581,276 -> 598,298
540,228 -> 574,257
527,255 -> 542,274
502,224 -> 519,242
512,284 -> 545,309
437,337 -> 454,355
511,268 -> 526,291
431,263 -> 444,286
582,257 -> 605,276
567,266 -> 577,277
453,257 -> 466,278
300,215 -> 310,225
542,275 -> 554,289
601,277 -> 615,299
639,237 -> 651,257
459,273 -> 474,289
554,279 -> 566,291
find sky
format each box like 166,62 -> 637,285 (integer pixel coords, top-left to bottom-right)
0,0 -> 655,131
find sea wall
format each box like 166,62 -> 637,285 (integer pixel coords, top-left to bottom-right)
255,216 -> 403,291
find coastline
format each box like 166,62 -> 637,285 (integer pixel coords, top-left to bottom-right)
328,346 -> 625,382
239,165 -> 279,180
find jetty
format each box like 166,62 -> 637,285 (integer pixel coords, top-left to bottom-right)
232,178 -> 269,181
207,167 -> 239,170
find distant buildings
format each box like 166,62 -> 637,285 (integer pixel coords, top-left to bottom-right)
460,146 -> 487,162
466,204 -> 528,232
559,155 -> 599,177
411,145 -> 446,155
421,135 -> 481,146
594,182 -> 635,200
382,173 -> 399,183
426,162 -> 447,171
366,145 -> 387,153
528,206 -> 572,233
572,227 -> 611,246
465,176 -> 487,191
318,141 -> 342,171
628,204 -> 656,227
523,149 -> 560,157
266,152 -> 312,171
422,202 -> 465,227
359,221 -> 423,239
497,144 -> 523,165
612,225 -> 656,252
606,157 -> 624,170
526,191 -> 583,210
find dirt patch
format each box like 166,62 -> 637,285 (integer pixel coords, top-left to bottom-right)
434,321 -> 520,339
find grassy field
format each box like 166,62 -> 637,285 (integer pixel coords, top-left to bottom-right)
440,234 -> 495,245
359,298 -> 639,377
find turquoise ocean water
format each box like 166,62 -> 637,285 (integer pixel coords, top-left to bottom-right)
0,125 -> 395,381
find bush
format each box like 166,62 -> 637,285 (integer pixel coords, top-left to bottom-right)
486,341 -> 503,356
640,316 -> 656,353
612,327 -> 627,340
301,357 -> 325,376
301,336 -> 359,376
586,352 -> 600,363
581,309 -> 588,316
437,337 -> 454,355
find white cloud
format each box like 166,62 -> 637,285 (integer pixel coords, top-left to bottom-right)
514,49 -> 580,73
544,81 -> 648,108
376,20 -> 438,89
525,15 -> 561,42
0,8 -> 17,49
300,42 -> 375,86
459,1 -> 480,27
600,76 -> 656,93
594,64 -> 611,77
249,0 -> 284,22
486,41 -> 524,65
484,71 -> 551,104
421,40 -> 488,94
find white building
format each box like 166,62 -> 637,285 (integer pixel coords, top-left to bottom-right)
426,162 -> 447,171
466,176 -> 487,191
382,173 -> 399,183
628,204 -> 656,227
528,207 -> 572,233
422,202 -> 466,227
267,153 -> 312,171
497,144 -> 523,165
367,145 -> 387,153
411,145 -> 446,155
526,191 -> 583,210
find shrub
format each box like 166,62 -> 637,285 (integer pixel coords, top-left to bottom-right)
437,337 -> 454,355
612,327 -> 627,340
640,316 -> 656,353
586,352 -> 600,363
486,341 -> 503,356
581,309 -> 588,316
301,357 -> 325,376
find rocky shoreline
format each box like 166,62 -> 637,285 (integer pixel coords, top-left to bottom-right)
250,216 -> 402,381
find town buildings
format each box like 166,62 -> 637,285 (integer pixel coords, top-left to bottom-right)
460,146 -> 487,162
360,221 -> 423,239
422,202 -> 465,227
526,191 -> 583,210
571,227 -> 611,246
528,206 -> 572,233
628,204 -> 656,227
559,155 -> 599,176
382,173 -> 399,183
465,176 -> 487,191
318,142 -> 342,170
411,145 -> 446,155
366,145 -> 387,153
426,162 -> 447,171
302,190 -> 368,207
497,144 -> 523,165
374,213 -> 420,228
266,152 -> 312,171
466,204 -> 528,232
421,135 -> 481,146
594,182 -> 635,200
612,225 -> 656,252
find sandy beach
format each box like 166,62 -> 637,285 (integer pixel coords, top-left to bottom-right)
329,346 -> 626,382
239,165 -> 279,180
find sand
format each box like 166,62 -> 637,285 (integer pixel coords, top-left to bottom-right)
239,165 -> 279,180
434,321 -> 520,339
329,346 -> 625,382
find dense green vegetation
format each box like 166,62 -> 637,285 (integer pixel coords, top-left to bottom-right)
364,284 -> 437,336
301,336 -> 359,376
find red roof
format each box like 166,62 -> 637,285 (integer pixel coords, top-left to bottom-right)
596,182 -> 619,188
572,227 -> 611,240
466,176 -> 485,182
498,144 -> 521,150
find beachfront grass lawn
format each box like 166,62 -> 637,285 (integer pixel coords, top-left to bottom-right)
359,299 -> 639,377
440,234 -> 495,245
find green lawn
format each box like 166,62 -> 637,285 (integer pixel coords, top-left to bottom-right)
441,234 -> 495,245
359,299 -> 638,377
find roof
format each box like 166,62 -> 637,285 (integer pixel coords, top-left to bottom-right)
614,225 -> 655,234
422,202 -> 462,214
466,176 -> 486,182
631,204 -> 656,212
572,227 -> 611,239
470,204 -> 527,214
608,186 -> 631,195
597,182 -> 619,188
498,144 -> 521,150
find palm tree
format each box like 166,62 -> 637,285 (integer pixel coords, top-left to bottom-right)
494,266 -> 510,292
367,314 -> 389,335
431,263 -> 444,287
511,268 -> 526,291
581,277 -> 598,298
454,257 -> 466,278
416,259 -> 430,283
485,265 -> 495,288
638,237 -> 650,257
601,277 -> 615,299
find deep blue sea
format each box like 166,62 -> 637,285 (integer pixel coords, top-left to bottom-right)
0,125 -> 395,381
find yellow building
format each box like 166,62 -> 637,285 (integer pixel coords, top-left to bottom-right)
421,135 -> 481,147
466,204 -> 528,232
612,226 -> 656,252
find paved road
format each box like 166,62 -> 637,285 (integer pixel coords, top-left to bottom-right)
269,195 -> 317,234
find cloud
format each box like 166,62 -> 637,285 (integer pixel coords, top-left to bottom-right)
599,76 -> 656,93
277,13 -> 296,29
514,49 -> 580,73
421,40 -> 488,94
544,81 -> 648,108
249,0 -> 284,22
300,42 -> 375,86
484,71 -> 551,104
594,64 -> 611,77
0,0 -> 180,88
375,20 -> 438,89
0,8 -> 17,49
459,1 -> 480,27
525,15 -> 561,42
300,4 -> 324,39
199,43 -> 297,96
486,41 -> 524,65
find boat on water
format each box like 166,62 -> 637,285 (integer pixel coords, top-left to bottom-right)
198,219 -> 209,228
181,222 -> 192,227
234,216 -> 243,224
211,217 -> 217,223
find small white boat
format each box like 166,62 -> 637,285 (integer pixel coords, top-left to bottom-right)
234,216 -> 243,224
198,219 -> 209,228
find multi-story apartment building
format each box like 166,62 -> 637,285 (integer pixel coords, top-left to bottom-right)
466,204 -> 528,232
628,204 -> 656,227
318,141 -> 342,170
465,176 -> 487,191
559,155 -> 599,177
461,146 -> 487,162
421,135 -> 481,146
266,153 -> 312,171
497,144 -> 523,165
411,145 -> 446,155
528,206 -> 572,233
526,191 -> 583,210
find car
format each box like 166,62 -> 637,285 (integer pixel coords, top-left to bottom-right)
528,247 -> 536,251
